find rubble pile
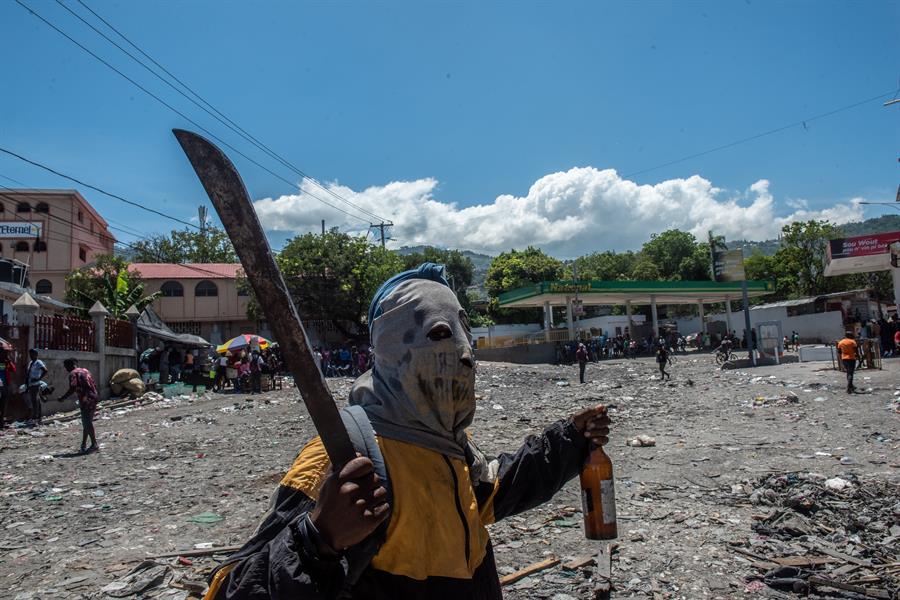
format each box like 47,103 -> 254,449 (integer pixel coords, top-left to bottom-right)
736,472 -> 900,599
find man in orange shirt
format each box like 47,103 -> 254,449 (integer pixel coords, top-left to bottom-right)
836,331 -> 858,393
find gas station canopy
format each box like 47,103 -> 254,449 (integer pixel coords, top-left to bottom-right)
498,279 -> 776,308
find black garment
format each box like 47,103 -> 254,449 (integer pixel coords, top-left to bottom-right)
207,420 -> 588,600
842,359 -> 856,391
578,361 -> 586,383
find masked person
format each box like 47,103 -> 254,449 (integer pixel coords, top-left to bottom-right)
203,264 -> 611,600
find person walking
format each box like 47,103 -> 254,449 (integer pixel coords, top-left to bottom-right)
575,342 -> 588,384
57,358 -> 99,454
0,349 -> 16,428
25,349 -> 47,425
837,331 -> 858,393
249,350 -> 265,394
656,345 -> 671,381
158,346 -> 170,385
215,353 -> 229,392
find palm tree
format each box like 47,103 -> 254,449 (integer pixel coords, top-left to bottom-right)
76,270 -> 160,319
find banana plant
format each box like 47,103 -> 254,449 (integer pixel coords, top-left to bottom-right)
77,270 -> 161,319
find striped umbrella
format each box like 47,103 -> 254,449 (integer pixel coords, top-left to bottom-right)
216,334 -> 271,355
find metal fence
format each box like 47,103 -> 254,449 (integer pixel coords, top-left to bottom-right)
106,318 -> 134,349
34,314 -> 96,352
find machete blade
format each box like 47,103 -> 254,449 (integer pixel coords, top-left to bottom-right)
172,128 -> 355,467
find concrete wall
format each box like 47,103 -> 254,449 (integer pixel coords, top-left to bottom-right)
472,323 -> 540,338
476,342 -> 556,364
576,314 -> 647,336
14,346 -> 137,417
673,306 -> 845,343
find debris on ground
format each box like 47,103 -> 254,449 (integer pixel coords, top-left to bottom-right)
1,355 -> 897,599
733,471 -> 900,599
626,434 -> 657,447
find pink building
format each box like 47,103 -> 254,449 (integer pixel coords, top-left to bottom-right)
129,263 -> 255,345
0,189 -> 115,301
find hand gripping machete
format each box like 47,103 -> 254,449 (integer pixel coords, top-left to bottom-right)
173,129 -> 356,468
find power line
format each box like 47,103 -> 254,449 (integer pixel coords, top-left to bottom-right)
622,88 -> 900,179
14,0 -> 382,226
0,145 -> 200,229
0,186 -> 248,281
67,0 -> 389,224
0,173 -> 27,187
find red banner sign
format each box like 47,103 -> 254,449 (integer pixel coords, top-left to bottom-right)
828,232 -> 900,261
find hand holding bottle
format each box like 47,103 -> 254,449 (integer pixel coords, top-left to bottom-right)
570,404 -> 611,447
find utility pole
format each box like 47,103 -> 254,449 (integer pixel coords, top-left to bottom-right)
321,219 -> 325,236
369,221 -> 393,248
198,206 -> 208,235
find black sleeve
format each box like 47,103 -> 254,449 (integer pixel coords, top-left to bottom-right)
488,419 -> 589,522
208,488 -> 348,600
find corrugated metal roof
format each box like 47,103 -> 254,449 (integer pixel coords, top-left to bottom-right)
751,289 -> 869,310
129,263 -> 243,280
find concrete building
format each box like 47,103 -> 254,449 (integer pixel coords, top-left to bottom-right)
0,189 -> 115,301
672,289 -> 889,344
129,263 -> 255,345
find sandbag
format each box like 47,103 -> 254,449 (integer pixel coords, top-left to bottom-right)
121,377 -> 145,396
111,368 -> 140,385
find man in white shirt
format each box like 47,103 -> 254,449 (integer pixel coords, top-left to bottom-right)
26,349 -> 48,424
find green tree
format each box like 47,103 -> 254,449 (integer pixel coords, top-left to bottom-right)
484,247 -> 563,324
771,220 -> 842,297
639,229 -> 710,280
630,258 -> 661,280
269,229 -> 404,340
128,226 -> 237,263
400,247 -> 475,309
65,254 -> 160,318
485,247 -> 564,297
570,251 -> 636,281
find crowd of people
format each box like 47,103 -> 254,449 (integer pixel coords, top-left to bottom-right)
211,348 -> 282,394
312,344 -> 372,378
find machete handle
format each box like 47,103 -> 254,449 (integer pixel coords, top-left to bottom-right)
173,129 -> 356,468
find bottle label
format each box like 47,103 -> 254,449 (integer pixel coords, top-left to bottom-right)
581,488 -> 593,515
600,479 -> 616,525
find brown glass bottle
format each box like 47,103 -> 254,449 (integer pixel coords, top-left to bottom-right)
580,444 -> 617,539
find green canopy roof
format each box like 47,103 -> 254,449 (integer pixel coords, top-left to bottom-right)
499,279 -> 775,308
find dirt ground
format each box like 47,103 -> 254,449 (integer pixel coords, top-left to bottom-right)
1,351 -> 898,599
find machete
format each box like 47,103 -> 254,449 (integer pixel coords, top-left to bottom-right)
172,128 -> 356,468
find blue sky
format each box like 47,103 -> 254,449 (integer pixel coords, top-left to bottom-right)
1,0 -> 898,256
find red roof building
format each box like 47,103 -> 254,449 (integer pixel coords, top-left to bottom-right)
129,263 -> 255,345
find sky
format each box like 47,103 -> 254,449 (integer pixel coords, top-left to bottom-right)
1,0 -> 898,258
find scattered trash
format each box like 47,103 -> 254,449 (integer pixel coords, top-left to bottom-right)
824,476 -> 853,491
735,471 -> 898,598
751,392 -> 799,407
188,512 -> 224,525
100,560 -> 173,597
626,434 -> 656,447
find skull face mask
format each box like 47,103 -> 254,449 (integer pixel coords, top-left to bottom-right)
349,278 -> 476,458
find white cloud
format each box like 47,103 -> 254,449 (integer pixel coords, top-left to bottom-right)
253,168 -> 865,256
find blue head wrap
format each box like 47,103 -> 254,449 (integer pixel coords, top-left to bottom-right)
368,262 -> 450,334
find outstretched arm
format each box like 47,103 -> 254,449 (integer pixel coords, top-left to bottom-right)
483,405 -> 610,522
